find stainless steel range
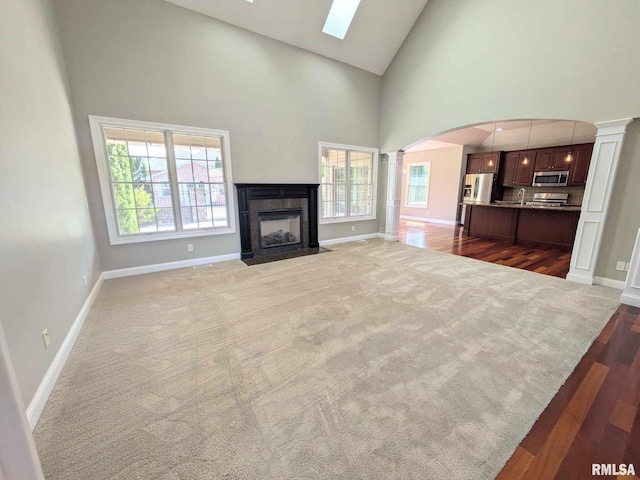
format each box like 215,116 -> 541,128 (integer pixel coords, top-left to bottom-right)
526,192 -> 569,207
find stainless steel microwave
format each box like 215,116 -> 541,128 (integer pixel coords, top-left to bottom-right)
532,171 -> 569,187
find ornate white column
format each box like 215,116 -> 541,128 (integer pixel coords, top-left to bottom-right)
384,151 -> 404,241
567,118 -> 633,285
621,229 -> 640,307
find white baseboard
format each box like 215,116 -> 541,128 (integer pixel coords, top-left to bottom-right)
26,273 -> 105,431
103,252 -> 241,279
400,215 -> 457,226
566,272 -> 594,285
383,233 -> 399,241
593,276 -> 626,290
621,292 -> 640,307
320,233 -> 381,246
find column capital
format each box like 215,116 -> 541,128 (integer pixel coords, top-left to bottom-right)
385,151 -> 405,164
594,118 -> 633,136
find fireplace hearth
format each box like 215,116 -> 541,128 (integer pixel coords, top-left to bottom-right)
235,184 -> 320,264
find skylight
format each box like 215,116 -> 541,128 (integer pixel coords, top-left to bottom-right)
322,0 -> 361,40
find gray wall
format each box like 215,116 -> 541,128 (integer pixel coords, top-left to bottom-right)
0,0 -> 100,406
54,0 -> 382,269
380,0 -> 640,280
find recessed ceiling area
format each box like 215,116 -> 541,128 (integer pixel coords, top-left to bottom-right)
405,120 -> 597,153
164,0 -> 429,75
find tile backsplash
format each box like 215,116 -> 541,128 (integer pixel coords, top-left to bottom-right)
502,186 -> 585,205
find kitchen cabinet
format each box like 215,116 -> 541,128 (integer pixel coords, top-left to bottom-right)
466,152 -> 502,174
465,204 -> 580,250
502,151 -> 535,186
467,154 -> 482,173
533,149 -> 555,171
552,148 -> 574,171
568,144 -> 593,186
533,144 -> 593,173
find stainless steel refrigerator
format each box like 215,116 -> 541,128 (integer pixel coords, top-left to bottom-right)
463,173 -> 494,203
460,173 -> 494,225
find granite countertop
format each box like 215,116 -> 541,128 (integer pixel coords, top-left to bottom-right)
461,201 -> 582,212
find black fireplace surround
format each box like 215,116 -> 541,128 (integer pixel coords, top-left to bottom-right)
235,184 -> 320,259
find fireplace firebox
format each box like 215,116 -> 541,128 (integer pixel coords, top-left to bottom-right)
235,184 -> 320,262
258,209 -> 302,253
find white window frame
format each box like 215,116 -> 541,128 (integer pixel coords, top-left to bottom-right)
89,115 -> 236,245
318,142 -> 378,224
405,161 -> 431,208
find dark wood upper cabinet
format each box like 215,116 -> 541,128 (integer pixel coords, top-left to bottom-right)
481,153 -> 500,173
515,153 -> 535,185
502,152 -> 518,185
568,143 -> 594,186
467,154 -> 482,173
502,151 -> 534,186
497,142 -> 593,187
467,152 -> 501,174
552,148 -> 573,171
534,149 -> 555,171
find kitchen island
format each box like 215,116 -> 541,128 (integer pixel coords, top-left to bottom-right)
463,202 -> 581,250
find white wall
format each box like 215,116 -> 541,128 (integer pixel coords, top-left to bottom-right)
0,0 -> 100,406
400,146 -> 463,223
54,0 -> 382,270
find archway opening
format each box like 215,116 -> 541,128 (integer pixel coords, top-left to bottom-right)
393,119 -> 597,278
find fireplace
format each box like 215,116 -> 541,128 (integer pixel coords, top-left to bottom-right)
235,184 -> 320,262
258,209 -> 302,253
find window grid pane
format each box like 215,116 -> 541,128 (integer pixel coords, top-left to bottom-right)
173,133 -> 228,230
105,126 -> 176,235
349,151 -> 373,216
407,163 -> 430,206
321,148 -> 348,219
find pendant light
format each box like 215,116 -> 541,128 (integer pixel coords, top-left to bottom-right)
522,120 -> 533,165
565,121 -> 577,163
488,122 -> 497,167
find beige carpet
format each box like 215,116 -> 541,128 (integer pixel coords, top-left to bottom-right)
34,239 -> 620,479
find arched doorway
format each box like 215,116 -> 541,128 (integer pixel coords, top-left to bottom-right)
383,118 -> 633,284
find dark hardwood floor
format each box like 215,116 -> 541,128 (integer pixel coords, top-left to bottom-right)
399,220 -> 572,279
399,220 -> 640,478
497,304 -> 640,480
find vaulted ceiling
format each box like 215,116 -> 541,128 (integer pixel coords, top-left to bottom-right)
165,0 -> 429,75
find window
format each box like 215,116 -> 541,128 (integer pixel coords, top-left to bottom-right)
89,116 -> 235,244
319,142 -> 378,223
405,162 -> 431,207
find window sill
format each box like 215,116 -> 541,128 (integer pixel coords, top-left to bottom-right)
405,204 -> 429,208
319,215 -> 376,225
109,226 -> 236,245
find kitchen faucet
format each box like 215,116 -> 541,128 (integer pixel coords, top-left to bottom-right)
517,188 -> 526,206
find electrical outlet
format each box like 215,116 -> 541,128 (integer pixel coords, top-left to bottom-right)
626,262 -> 631,272
42,329 -> 51,348
616,261 -> 626,271
187,244 -> 194,252
351,226 -> 356,232
83,275 -> 88,287
379,227 -> 384,233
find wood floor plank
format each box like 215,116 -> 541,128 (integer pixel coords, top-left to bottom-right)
523,363 -> 609,480
519,340 -> 605,456
610,399 -> 637,433
495,446 -> 535,480
398,221 -> 571,279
